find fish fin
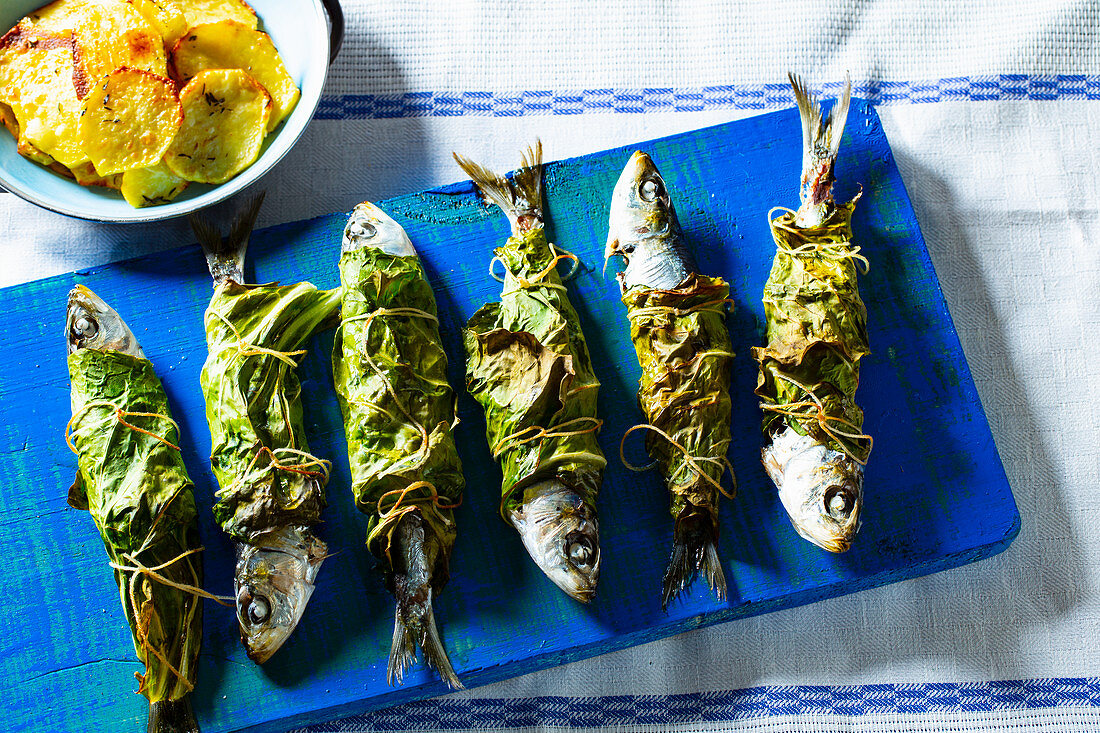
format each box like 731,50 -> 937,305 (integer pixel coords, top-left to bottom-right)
387,610 -> 418,687
827,73 -> 852,158
789,71 -> 822,174
147,697 -> 198,733
189,191 -> 266,285
453,141 -> 543,231
67,472 -> 88,511
661,509 -> 727,610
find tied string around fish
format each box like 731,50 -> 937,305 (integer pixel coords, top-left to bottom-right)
338,305 -> 462,560
491,415 -> 604,460
337,305 -> 446,472
208,309 -> 307,368
221,444 -> 333,501
68,402 -> 235,691
620,423 -> 736,500
66,400 -> 183,454
760,371 -> 873,465
113,545 -> 233,694
494,243 -> 580,295
768,197 -> 869,275
367,481 -> 463,565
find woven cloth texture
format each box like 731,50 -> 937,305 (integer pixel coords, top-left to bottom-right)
4,2 -> 1099,732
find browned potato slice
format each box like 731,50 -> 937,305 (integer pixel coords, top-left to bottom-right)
165,68 -> 269,183
177,0 -> 257,30
120,160 -> 188,206
79,68 -> 182,175
0,26 -> 89,167
0,101 -> 19,137
72,159 -> 122,188
171,20 -> 298,131
126,0 -> 189,47
27,0 -> 168,88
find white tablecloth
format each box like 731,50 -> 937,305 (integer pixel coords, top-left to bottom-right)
6,2 -> 1098,731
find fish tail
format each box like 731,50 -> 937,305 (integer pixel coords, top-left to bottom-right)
453,141 -> 543,232
789,72 -> 851,211
386,512 -> 463,690
661,509 -> 727,610
388,597 -> 464,690
189,191 -> 266,285
147,696 -> 198,733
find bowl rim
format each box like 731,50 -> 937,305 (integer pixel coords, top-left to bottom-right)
0,0 -> 331,223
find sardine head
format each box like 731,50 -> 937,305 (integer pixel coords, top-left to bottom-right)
763,426 -> 863,553
604,151 -> 693,291
342,202 -> 417,257
235,526 -> 326,664
65,285 -> 144,357
508,478 -> 600,602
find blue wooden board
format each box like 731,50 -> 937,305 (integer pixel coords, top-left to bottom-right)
0,102 -> 1018,733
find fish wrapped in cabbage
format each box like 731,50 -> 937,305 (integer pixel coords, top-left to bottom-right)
332,202 -> 465,688
605,152 -> 735,607
66,286 -> 203,733
454,142 -> 604,602
753,74 -> 872,552
191,195 -> 342,662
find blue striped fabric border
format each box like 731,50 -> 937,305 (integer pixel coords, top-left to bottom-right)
317,75 -> 1100,120
300,678 -> 1100,731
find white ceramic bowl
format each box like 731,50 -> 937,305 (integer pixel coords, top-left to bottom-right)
0,0 -> 343,222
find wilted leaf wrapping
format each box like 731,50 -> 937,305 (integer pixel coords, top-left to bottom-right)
464,228 -> 606,516
332,247 -> 463,579
622,273 -> 734,524
200,281 -> 341,543
67,348 -> 202,704
752,199 -> 871,461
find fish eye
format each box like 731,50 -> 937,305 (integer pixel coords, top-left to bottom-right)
71,315 -> 98,341
348,219 -> 378,240
565,533 -> 594,567
639,178 -> 661,202
247,593 -> 271,625
823,486 -> 854,518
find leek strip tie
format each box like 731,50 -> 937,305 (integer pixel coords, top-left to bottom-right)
66,401 -> 181,453
627,297 -> 733,322
220,445 -> 333,500
491,242 -> 579,284
209,310 -> 307,368
366,480 -> 462,565
760,371 -> 873,465
491,416 -> 603,459
619,423 -> 736,500
768,206 -> 870,274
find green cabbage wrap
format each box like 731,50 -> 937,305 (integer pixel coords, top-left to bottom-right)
332,246 -> 463,571
464,227 -> 606,516
622,273 -> 735,520
67,348 -> 202,705
200,281 -> 342,542
753,198 -> 871,462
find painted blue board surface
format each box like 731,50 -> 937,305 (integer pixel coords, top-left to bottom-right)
0,102 -> 1018,733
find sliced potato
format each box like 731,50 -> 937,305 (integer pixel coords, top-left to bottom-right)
177,0 -> 257,30
0,26 -> 89,167
171,20 -> 298,131
0,101 -> 19,137
29,0 -> 168,89
126,0 -> 189,47
71,160 -> 122,188
79,68 -> 182,175
120,160 -> 188,206
165,68 -> 270,184
17,136 -> 56,166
